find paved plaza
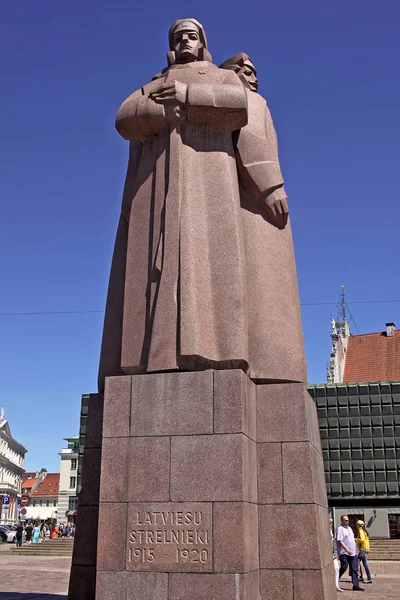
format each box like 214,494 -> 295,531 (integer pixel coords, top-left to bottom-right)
0,550 -> 399,599
0,550 -> 70,599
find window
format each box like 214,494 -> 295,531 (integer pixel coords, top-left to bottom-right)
71,459 -> 77,470
33,500 -> 36,507
348,514 -> 364,536
39,500 -> 43,507
53,500 -> 57,507
389,515 -> 400,539
68,496 -> 78,511
46,500 -> 50,507
69,477 -> 76,489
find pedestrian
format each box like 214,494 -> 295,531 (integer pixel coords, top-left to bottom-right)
50,524 -> 59,539
32,522 -> 40,543
66,523 -> 71,538
25,522 -> 33,544
336,515 -> 364,592
329,518 -> 344,592
356,520 -> 372,584
15,522 -> 23,548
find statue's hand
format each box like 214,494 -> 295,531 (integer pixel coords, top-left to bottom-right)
149,82 -> 188,126
149,82 -> 188,106
260,188 -> 289,229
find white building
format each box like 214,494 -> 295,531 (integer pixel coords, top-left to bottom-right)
22,471 -> 60,522
0,408 -> 26,524
57,437 -> 79,523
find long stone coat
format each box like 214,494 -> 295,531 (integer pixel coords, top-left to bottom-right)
235,89 -> 306,383
98,63 -> 306,390
99,62 -> 250,388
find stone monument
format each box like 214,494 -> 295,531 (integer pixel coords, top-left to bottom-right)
69,18 -> 336,600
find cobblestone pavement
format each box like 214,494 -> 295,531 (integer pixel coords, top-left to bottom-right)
0,553 -> 399,599
0,555 -> 70,598
337,574 -> 400,599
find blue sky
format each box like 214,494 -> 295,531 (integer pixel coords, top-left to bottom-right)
1,0 -> 399,471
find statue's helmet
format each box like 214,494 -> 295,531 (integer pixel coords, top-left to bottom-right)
168,18 -> 208,51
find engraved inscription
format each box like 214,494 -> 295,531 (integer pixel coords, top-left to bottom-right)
126,503 -> 212,572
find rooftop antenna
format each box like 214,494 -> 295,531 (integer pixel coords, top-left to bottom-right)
338,284 -> 346,323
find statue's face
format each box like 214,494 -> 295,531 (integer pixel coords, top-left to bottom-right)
173,26 -> 202,63
240,61 -> 258,92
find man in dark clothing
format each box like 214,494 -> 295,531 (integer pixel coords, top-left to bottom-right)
15,523 -> 23,547
25,522 -> 33,544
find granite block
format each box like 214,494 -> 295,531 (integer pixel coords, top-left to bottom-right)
257,383 -> 309,443
79,447 -> 101,506
103,376 -> 131,437
259,504 -> 321,569
171,434 -> 256,502
72,506 -> 99,567
130,371 -> 213,436
258,443 -> 283,504
316,504 -> 334,570
293,565 -> 336,600
96,571 -> 127,600
85,394 -> 104,449
126,502 -> 213,572
214,370 -> 257,440
100,436 -> 170,502
306,389 -> 323,451
259,569 -> 293,600
126,573 -> 168,600
243,570 -> 260,600
97,503 -> 127,571
68,565 -> 96,600
169,572 -> 259,600
282,442 -> 327,506
214,502 -> 258,572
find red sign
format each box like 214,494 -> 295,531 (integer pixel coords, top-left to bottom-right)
21,497 -> 28,506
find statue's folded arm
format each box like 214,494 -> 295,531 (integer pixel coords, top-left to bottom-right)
186,82 -> 248,131
116,90 -> 168,141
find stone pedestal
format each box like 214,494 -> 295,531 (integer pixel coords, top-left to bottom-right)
69,393 -> 103,600
70,370 -> 336,599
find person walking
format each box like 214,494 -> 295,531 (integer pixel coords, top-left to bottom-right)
25,522 -> 33,544
329,518 -> 344,592
50,524 -> 59,539
356,520 -> 372,584
32,523 -> 40,543
336,515 -> 364,592
15,522 -> 23,548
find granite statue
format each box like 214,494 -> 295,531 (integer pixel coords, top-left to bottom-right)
98,20 -> 306,391
69,22 -> 335,600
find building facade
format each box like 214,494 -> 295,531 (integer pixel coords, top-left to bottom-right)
0,408 -> 26,524
317,315 -> 400,538
57,437 -> 79,523
310,380 -> 400,538
22,470 -> 60,522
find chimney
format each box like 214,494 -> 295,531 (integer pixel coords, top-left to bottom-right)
386,322 -> 395,337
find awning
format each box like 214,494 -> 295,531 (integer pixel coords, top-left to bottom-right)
66,510 -> 77,516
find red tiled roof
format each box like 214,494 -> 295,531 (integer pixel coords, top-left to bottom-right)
343,329 -> 400,383
31,473 -> 60,497
21,474 -> 38,490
